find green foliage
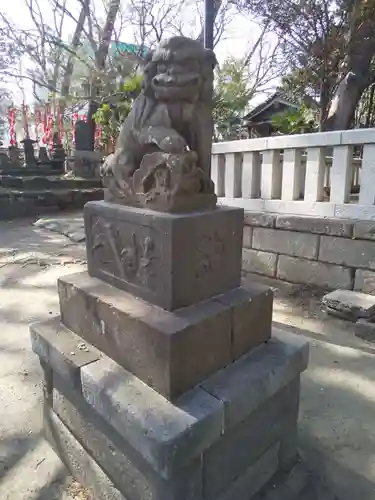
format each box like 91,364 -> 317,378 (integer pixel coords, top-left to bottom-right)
94,73 -> 143,149
213,57 -> 254,140
272,105 -> 318,134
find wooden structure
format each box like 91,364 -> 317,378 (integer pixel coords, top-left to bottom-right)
244,93 -> 299,138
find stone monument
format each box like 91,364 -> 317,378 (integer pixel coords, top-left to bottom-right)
38,146 -> 50,165
20,137 -> 37,167
69,120 -> 101,178
7,145 -> 21,167
30,36 -> 308,500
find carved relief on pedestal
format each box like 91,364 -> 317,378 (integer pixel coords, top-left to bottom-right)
195,231 -> 225,279
89,216 -> 157,290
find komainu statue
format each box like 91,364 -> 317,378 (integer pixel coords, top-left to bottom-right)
102,36 -> 218,212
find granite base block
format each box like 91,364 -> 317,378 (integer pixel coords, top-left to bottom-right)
203,379 -> 300,499
355,318 -> 375,343
52,386 -> 203,500
216,443 -> 280,500
58,271 -> 273,399
84,201 -> 244,310
30,317 -> 100,391
44,407 -> 126,500
34,320 -> 308,500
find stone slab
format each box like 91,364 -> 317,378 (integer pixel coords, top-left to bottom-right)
321,289 -> 375,321
201,329 -> 308,430
52,387 -> 203,500
244,212 -> 276,228
30,317 -> 100,390
216,443 -> 280,500
353,221 -> 375,241
81,354 -> 223,478
34,216 -> 85,243
242,248 -> 277,277
72,150 -> 102,160
276,215 -> 353,237
252,227 -> 319,259
44,408 -> 126,499
0,198 -> 36,220
355,319 -> 375,343
59,271 -> 233,399
215,283 -> 273,358
322,306 -> 356,321
243,226 -> 253,248
354,269 -> 375,294
277,255 -> 353,289
84,201 -> 243,311
203,379 -> 300,499
319,235 -> 375,270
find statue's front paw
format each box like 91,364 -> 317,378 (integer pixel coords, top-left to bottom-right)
159,134 -> 187,154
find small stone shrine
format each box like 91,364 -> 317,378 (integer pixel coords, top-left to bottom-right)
69,120 -> 101,178
50,132 -> 66,172
30,36 -> 308,500
38,146 -> 50,165
8,145 -> 21,167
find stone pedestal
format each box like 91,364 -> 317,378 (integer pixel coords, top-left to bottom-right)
84,201 -> 244,310
68,150 -> 102,178
30,199 -> 309,500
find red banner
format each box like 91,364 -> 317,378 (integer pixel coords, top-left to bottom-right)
8,107 -> 16,145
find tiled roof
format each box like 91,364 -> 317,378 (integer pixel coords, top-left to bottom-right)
244,92 -> 299,121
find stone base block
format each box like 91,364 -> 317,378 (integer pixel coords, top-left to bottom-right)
58,271 -> 273,398
355,319 -> 375,342
44,408 -> 126,499
68,150 -> 102,178
322,289 -> 375,322
34,327 -> 308,500
84,201 -> 244,310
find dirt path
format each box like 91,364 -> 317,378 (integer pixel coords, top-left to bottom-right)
0,213 -> 374,499
0,216 -> 88,499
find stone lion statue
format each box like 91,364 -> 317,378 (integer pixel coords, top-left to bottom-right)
102,36 -> 218,212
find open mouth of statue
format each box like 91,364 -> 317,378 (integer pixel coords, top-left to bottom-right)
153,76 -> 199,87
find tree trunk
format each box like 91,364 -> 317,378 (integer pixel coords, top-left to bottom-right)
59,6 -> 87,111
95,0 -> 121,70
87,0 -> 121,149
318,78 -> 330,131
196,0 -> 222,45
324,72 -> 370,130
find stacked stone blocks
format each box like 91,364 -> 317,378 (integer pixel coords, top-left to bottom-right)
30,201 -> 308,500
31,317 -> 308,500
242,212 -> 375,292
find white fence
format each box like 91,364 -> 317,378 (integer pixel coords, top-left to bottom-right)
211,129 -> 375,221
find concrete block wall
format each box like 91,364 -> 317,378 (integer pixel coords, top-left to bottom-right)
242,212 -> 375,293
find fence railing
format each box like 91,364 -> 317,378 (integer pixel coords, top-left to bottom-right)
211,129 -> 375,220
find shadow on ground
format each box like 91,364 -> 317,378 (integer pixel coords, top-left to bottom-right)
0,216 -> 374,499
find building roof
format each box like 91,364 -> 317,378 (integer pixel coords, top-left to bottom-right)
244,92 -> 299,121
